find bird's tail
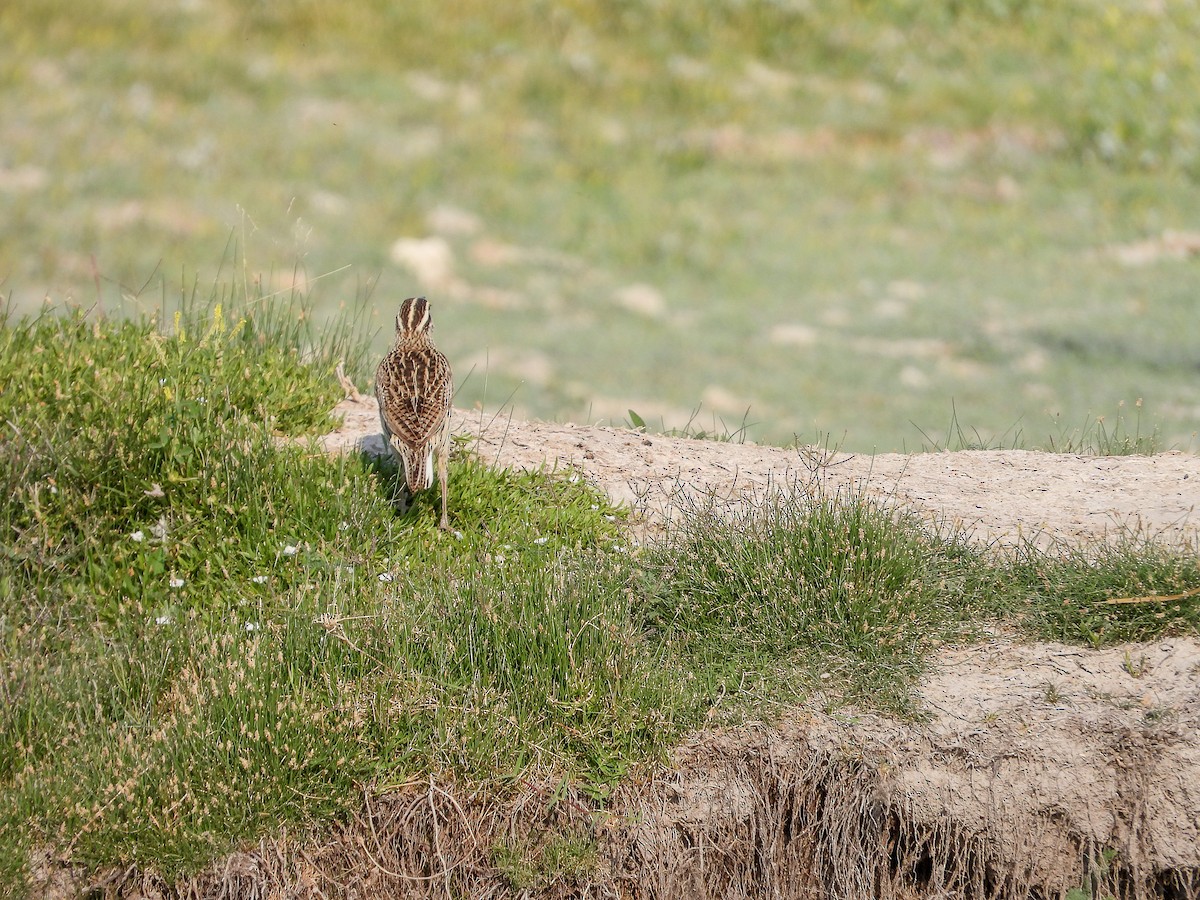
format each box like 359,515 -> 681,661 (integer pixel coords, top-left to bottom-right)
394,438 -> 435,492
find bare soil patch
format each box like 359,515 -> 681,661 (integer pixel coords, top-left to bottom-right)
45,402 -> 1200,899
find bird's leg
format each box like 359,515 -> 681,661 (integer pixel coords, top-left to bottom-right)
436,439 -> 450,530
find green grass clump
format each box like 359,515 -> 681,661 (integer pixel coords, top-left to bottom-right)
492,828 -> 598,893
635,482 -> 1199,720
1006,537 -> 1200,647
636,485 -> 990,713
626,404 -> 753,444
1044,400 -> 1163,457
0,298 -> 346,624
914,400 -> 1165,455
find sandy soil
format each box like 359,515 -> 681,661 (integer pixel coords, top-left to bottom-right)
314,397 -> 1200,894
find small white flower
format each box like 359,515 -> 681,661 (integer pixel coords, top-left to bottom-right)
244,622 -> 259,632
604,514 -> 617,522
590,504 -> 598,510
169,577 -> 185,589
159,378 -> 167,386
251,575 -> 269,584
338,521 -> 350,531
493,554 -> 506,565
196,395 -> 206,404
533,536 -> 549,545
155,614 -> 172,626
130,530 -> 145,543
453,530 -> 464,540
377,572 -> 394,583
282,545 -> 298,556
49,485 -> 58,495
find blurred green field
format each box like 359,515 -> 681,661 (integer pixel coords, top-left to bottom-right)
2,0 -> 1199,451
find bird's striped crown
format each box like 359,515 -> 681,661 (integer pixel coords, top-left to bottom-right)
395,296 -> 432,337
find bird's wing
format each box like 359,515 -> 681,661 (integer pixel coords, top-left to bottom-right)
377,349 -> 453,449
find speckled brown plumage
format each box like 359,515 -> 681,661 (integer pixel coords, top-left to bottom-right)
375,296 -> 454,529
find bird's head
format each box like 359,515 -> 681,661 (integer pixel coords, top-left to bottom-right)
395,296 -> 432,336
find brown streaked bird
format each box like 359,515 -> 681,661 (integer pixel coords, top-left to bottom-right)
375,296 -> 454,529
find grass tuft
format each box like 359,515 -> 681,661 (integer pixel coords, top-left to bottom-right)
1044,399 -> 1163,457
1005,535 -> 1200,647
912,399 -> 1164,456
492,828 -> 598,892
624,404 -> 754,444
635,483 -> 990,714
